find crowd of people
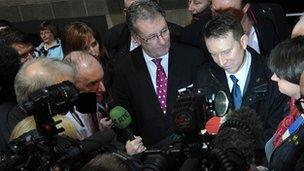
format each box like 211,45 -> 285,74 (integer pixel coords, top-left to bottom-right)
0,0 -> 304,170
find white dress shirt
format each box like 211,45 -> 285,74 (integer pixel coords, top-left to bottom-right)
225,50 -> 252,96
143,50 -> 169,93
248,26 -> 261,54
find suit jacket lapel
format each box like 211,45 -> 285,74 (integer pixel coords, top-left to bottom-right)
167,46 -> 180,114
119,23 -> 132,50
242,49 -> 268,106
248,4 -> 275,56
131,47 -> 163,114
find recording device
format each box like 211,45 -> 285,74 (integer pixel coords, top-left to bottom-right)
172,87 -> 229,134
138,107 -> 263,170
19,81 -> 96,139
109,106 -> 135,141
208,107 -> 263,171
0,81 -> 112,170
134,88 -> 261,171
122,87 -> 229,170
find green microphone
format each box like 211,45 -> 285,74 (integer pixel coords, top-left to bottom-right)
109,106 -> 134,140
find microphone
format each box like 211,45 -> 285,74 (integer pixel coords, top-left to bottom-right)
109,106 -> 135,141
210,108 -> 263,170
59,129 -> 116,160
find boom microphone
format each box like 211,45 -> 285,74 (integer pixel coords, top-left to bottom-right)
210,107 -> 264,169
109,106 -> 135,141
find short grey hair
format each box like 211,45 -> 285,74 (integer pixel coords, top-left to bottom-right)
126,0 -> 165,33
14,58 -> 75,104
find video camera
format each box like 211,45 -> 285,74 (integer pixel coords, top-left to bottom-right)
136,86 -> 262,171
136,86 -> 230,170
0,81 -> 108,170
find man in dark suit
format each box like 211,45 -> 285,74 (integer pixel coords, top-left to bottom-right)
195,13 -> 288,144
102,0 -> 183,60
112,0 -> 205,147
102,0 -> 184,95
211,0 -> 291,57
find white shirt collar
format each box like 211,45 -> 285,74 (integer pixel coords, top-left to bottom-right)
248,26 -> 260,54
129,36 -> 139,51
142,49 -> 169,92
225,50 -> 252,95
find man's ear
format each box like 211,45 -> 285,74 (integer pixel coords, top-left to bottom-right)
242,3 -> 250,13
131,32 -> 142,45
240,34 -> 248,50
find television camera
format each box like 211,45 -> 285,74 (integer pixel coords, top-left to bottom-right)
0,81 -> 107,170
136,86 -> 231,170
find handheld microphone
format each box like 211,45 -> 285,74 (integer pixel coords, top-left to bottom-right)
109,106 -> 135,141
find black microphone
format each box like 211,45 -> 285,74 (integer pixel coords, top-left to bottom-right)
109,106 -> 135,141
210,107 -> 264,170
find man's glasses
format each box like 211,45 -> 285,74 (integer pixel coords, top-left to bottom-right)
295,96 -> 304,113
137,27 -> 170,44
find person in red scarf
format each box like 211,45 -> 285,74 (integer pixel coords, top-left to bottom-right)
265,36 -> 304,171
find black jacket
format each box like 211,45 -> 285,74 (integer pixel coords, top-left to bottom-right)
112,43 -> 205,147
0,102 -> 26,150
180,3 -> 291,57
195,48 -> 289,143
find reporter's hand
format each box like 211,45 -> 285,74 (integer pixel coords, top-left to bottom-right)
125,136 -> 146,155
100,117 -> 113,129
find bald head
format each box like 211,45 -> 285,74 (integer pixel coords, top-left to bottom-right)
64,51 -> 105,101
14,58 -> 75,104
292,15 -> 304,38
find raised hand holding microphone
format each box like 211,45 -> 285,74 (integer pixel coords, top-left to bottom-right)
109,106 -> 135,140
109,106 -> 146,154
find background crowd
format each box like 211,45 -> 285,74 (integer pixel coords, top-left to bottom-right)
0,0 -> 304,170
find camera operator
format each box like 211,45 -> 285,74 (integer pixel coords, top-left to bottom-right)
63,51 -> 146,155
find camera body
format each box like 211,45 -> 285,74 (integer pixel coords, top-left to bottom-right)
0,81 -> 101,170
138,86 -> 229,170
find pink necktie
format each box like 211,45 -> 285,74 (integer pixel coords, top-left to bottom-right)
152,58 -> 167,114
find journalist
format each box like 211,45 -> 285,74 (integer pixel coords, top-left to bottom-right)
265,36 -> 304,171
63,51 -> 146,155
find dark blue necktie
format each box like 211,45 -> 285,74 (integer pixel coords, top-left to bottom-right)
230,75 -> 242,109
